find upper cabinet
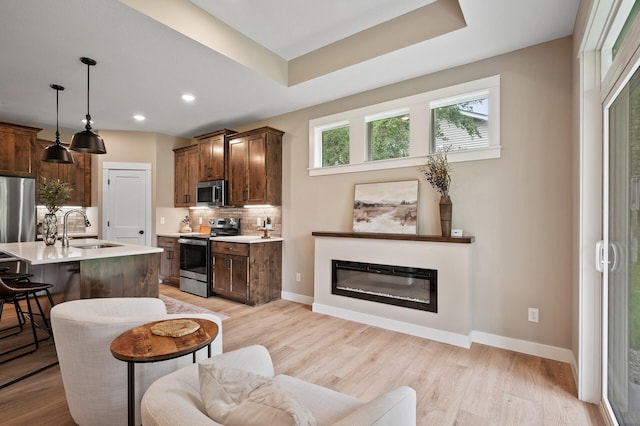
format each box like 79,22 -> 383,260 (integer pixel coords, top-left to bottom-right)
174,145 -> 199,207
227,127 -> 283,207
196,129 -> 236,182
34,140 -> 92,206
0,122 -> 40,177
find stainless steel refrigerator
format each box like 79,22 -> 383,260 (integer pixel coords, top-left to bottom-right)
0,175 -> 36,243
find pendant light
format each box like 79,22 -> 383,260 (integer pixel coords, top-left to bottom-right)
70,57 -> 106,154
42,84 -> 74,164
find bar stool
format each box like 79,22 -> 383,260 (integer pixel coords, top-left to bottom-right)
0,267 -> 34,282
0,277 -> 55,364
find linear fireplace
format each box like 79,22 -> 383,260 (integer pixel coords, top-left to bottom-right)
332,260 -> 437,313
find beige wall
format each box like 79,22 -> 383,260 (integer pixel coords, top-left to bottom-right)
234,37 -> 574,348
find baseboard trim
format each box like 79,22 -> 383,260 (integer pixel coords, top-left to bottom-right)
470,330 -> 574,363
281,291 -> 314,305
312,303 -> 472,348
284,294 -> 574,363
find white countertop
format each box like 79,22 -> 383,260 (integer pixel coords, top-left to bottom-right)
156,233 -> 283,243
210,235 -> 283,243
0,239 -> 163,265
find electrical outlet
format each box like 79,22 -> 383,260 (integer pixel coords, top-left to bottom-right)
199,217 -> 203,224
160,217 -> 165,225
528,308 -> 539,323
295,272 -> 301,282
257,217 -> 262,225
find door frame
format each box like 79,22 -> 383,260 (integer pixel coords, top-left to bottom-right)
580,0 -> 640,419
102,162 -> 152,246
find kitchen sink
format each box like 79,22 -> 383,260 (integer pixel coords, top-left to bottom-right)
71,243 -> 123,250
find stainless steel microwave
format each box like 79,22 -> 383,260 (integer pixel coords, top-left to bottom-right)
196,180 -> 227,207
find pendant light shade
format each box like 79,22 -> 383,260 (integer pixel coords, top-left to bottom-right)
42,84 -> 74,164
70,57 -> 106,154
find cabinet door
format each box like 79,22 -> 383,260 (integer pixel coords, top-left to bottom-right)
228,137 -> 247,206
159,248 -> 172,277
213,254 -> 248,301
199,135 -> 225,181
0,124 -> 37,176
170,247 -> 181,282
213,255 -> 230,295
229,255 -> 249,301
174,147 -> 198,207
174,150 -> 188,206
246,133 -> 267,204
186,147 -> 199,206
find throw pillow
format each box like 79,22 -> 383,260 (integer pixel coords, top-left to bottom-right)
199,363 -> 316,426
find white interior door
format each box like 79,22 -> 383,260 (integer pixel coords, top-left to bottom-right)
102,163 -> 151,246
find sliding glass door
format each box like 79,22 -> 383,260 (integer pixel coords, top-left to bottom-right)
606,64 -> 640,426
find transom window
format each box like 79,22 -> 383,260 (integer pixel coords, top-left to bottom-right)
308,75 -> 501,176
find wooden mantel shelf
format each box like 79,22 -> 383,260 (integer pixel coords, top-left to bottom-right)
312,231 -> 474,244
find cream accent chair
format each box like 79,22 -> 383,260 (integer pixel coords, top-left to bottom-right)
141,345 -> 416,426
51,297 -> 223,426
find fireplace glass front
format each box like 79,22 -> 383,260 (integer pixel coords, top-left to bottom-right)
332,260 -> 437,312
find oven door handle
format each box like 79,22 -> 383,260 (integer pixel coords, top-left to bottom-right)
178,238 -> 208,246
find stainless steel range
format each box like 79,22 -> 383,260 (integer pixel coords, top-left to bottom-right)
178,218 -> 240,297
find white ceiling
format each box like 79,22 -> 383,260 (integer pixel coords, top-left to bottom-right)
0,0 -> 580,139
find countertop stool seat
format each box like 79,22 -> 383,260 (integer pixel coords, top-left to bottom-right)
0,277 -> 55,364
0,271 -> 34,282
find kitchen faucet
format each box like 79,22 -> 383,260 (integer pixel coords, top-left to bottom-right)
62,209 -> 91,248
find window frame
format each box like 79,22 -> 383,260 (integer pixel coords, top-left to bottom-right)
308,75 -> 501,177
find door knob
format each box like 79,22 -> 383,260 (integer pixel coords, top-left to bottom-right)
139,230 -> 144,235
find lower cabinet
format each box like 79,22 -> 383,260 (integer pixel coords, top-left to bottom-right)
158,236 -> 180,286
211,240 -> 282,306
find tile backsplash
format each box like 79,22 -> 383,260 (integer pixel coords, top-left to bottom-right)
36,206 -> 98,235
188,207 -> 281,236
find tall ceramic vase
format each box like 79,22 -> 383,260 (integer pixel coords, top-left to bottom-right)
42,212 -> 58,246
439,195 -> 452,238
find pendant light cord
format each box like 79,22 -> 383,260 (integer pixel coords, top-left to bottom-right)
85,61 -> 92,131
55,87 -> 60,144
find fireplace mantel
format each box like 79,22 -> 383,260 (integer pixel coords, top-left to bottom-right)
311,231 -> 474,244
312,232 -> 475,348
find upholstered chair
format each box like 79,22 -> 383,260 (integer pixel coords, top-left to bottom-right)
141,345 -> 416,426
51,297 -> 223,426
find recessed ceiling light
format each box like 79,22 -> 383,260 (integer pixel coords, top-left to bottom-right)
133,114 -> 146,122
182,93 -> 195,102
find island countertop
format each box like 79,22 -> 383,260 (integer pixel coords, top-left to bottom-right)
0,239 -> 163,266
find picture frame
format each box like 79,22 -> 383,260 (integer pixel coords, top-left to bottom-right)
352,180 -> 418,234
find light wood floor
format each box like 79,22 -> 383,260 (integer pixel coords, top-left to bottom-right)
0,284 -> 606,425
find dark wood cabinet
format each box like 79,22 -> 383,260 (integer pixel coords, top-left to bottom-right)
211,240 -> 282,305
158,236 -> 180,285
174,145 -> 199,207
0,122 -> 40,177
34,140 -> 92,206
196,129 -> 235,182
227,127 -> 283,206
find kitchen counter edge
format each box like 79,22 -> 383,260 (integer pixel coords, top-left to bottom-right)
0,239 -> 163,265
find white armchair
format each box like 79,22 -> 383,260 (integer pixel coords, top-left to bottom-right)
141,345 -> 416,426
50,297 -> 223,426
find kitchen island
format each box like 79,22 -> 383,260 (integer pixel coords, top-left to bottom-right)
0,239 -> 163,300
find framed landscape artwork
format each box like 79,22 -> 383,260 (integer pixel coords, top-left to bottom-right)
353,180 -> 418,234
